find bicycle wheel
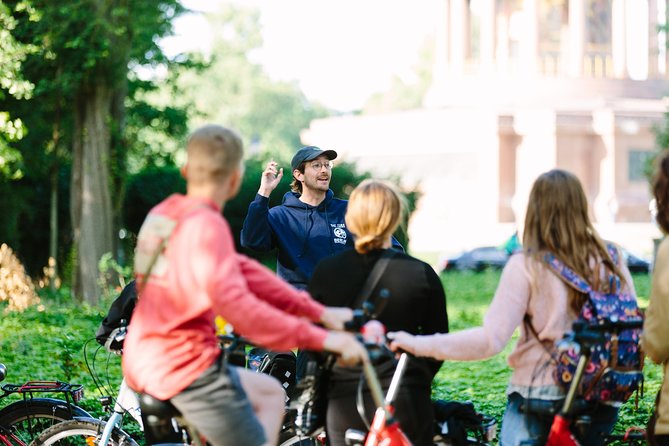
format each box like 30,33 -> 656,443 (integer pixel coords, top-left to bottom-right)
0,398 -> 92,446
29,418 -> 139,446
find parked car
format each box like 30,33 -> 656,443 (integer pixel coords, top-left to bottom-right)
441,246 -> 509,272
620,248 -> 651,273
440,244 -> 650,274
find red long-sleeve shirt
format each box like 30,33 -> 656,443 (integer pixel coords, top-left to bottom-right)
123,194 -> 328,399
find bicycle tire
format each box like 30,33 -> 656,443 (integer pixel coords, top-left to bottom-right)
0,398 -> 92,446
29,418 -> 139,446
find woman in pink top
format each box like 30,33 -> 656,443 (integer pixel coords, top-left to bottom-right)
389,169 -> 636,446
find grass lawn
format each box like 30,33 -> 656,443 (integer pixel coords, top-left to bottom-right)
0,270 -> 660,442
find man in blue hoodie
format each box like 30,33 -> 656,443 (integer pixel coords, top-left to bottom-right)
241,146 -> 354,290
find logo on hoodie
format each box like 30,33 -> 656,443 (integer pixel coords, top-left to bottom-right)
332,224 -> 347,245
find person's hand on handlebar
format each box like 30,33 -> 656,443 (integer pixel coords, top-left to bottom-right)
323,331 -> 369,365
320,307 -> 354,330
387,330 -> 420,355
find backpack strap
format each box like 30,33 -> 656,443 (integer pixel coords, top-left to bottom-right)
542,242 -> 622,295
136,202 -> 208,296
605,243 -> 620,266
542,252 -> 591,294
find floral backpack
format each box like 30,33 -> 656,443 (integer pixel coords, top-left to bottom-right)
543,244 -> 644,403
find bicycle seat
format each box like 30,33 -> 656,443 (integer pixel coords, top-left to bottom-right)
138,394 -> 186,444
138,393 -> 182,418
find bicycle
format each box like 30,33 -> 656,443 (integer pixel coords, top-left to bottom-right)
281,302 -> 497,446
28,326 -> 144,446
343,323 -> 496,446
0,362 -> 91,446
30,320 -> 495,446
29,327 -> 300,446
521,319 -> 646,446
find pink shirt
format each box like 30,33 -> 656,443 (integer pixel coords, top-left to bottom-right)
410,252 -> 636,389
122,194 -> 328,399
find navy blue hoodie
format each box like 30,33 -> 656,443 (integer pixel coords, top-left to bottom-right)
241,190 -> 354,289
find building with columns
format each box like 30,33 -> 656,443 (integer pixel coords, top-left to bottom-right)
301,0 -> 669,261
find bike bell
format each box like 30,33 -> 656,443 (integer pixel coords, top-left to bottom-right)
361,320 -> 386,344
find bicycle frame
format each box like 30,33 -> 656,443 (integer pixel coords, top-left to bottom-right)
97,377 -> 143,445
361,352 -> 412,446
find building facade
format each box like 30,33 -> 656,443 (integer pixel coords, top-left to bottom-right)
302,0 -> 669,260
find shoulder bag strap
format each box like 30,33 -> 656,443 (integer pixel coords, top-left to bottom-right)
605,243 -> 620,265
523,313 -> 555,360
136,203 -> 207,297
351,249 -> 397,310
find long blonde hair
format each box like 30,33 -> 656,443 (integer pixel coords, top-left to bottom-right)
346,180 -> 405,254
523,169 -> 624,312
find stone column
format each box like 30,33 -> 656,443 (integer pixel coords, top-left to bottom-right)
612,0 -> 628,78
433,0 -> 451,81
424,0 -> 450,107
480,0 -> 497,71
592,109 -> 618,224
521,0 -> 539,75
450,0 -> 468,76
649,0 -> 660,78
512,109 -> 558,228
568,0 -> 586,77
497,3 -> 511,73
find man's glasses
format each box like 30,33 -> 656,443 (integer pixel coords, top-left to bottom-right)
309,161 -> 333,171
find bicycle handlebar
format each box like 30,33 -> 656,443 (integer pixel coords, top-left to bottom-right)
572,318 -> 643,333
565,318 -> 643,350
217,333 -> 255,351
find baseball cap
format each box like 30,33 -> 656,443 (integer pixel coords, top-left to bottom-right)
291,146 -> 337,171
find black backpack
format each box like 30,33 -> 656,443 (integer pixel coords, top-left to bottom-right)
95,280 -> 137,352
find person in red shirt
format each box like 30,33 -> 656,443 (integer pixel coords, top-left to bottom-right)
123,124 -> 367,446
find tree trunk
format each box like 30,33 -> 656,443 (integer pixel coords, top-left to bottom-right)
49,161 -> 58,292
49,100 -> 62,292
70,82 -> 114,304
110,80 -> 128,268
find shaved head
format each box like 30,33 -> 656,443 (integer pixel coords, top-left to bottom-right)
185,125 -> 244,186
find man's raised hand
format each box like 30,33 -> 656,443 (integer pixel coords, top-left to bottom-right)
258,161 -> 283,197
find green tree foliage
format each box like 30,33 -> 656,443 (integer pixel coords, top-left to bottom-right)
0,1 -> 34,178
124,165 -> 186,235
0,0 -> 190,303
174,4 -> 330,160
122,153 -> 388,267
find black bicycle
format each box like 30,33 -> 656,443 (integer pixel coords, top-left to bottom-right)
0,362 -> 91,446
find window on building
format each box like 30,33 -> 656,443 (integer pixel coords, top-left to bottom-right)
628,150 -> 653,182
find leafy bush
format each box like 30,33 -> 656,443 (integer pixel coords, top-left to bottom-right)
121,153 -> 416,264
